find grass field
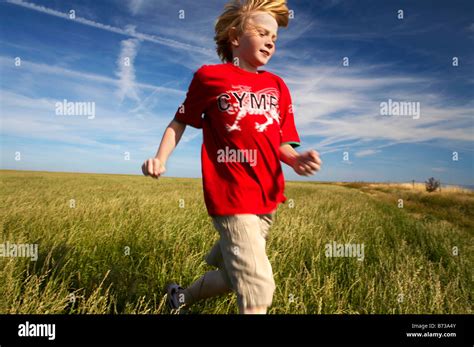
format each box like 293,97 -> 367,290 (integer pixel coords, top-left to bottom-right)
0,170 -> 472,314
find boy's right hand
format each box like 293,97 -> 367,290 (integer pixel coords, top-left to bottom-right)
142,158 -> 166,179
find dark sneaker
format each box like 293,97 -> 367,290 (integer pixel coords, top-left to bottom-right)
165,283 -> 187,313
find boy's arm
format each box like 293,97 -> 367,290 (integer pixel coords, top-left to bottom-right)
142,118 -> 186,178
155,118 -> 187,164
279,143 -> 299,167
279,143 -> 322,177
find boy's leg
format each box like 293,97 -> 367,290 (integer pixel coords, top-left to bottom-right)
238,212 -> 274,314
175,239 -> 233,307
180,269 -> 232,306
240,305 -> 267,314
177,211 -> 275,311
212,213 -> 276,314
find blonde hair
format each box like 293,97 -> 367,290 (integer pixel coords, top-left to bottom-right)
214,0 -> 290,63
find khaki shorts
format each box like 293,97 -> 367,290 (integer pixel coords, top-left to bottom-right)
205,212 -> 276,309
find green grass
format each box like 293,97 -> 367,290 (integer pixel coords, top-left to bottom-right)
0,170 -> 472,314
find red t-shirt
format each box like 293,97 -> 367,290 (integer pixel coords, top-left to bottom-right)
174,62 -> 300,216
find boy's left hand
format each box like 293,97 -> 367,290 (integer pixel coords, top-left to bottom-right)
292,150 -> 322,176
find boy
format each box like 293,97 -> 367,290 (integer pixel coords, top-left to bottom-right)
142,0 -> 321,314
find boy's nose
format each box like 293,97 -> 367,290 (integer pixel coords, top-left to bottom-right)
265,42 -> 274,50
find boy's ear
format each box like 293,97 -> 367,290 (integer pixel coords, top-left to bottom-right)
229,27 -> 239,47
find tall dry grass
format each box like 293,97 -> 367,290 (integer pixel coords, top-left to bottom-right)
1,170 -> 472,314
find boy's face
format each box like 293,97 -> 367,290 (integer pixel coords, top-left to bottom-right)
231,11 -> 278,70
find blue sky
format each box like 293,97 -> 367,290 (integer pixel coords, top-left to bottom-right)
1,0 -> 473,185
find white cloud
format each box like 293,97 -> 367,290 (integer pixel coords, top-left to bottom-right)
432,167 -> 447,172
128,0 -> 145,15
0,55 -> 184,96
2,91 -> 143,145
5,0 -> 214,57
270,63 -> 474,154
115,38 -> 140,102
180,130 -> 201,144
355,149 -> 381,157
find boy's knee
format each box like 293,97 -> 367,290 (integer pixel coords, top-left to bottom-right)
239,305 -> 267,314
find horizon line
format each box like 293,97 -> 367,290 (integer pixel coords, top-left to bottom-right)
1,169 -> 472,188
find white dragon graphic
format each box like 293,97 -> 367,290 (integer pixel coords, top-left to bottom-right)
221,86 -> 281,133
